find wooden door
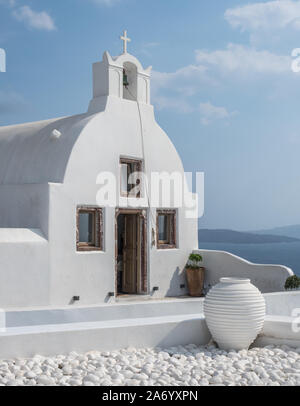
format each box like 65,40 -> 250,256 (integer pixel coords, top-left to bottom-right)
122,215 -> 137,293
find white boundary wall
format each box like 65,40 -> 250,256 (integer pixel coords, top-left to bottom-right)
255,292 -> 300,348
194,249 -> 293,293
0,299 -> 210,359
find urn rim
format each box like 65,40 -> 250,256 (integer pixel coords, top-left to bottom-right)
220,277 -> 251,284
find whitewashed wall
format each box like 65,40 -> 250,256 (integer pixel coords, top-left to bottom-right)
263,291 -> 300,316
0,231 -> 49,307
0,94 -> 199,308
194,249 -> 293,293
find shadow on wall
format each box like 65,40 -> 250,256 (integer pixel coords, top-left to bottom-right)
166,267 -> 187,297
156,319 -> 211,349
104,293 -> 114,303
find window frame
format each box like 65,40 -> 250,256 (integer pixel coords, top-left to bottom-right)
156,209 -> 177,249
76,206 -> 104,252
120,157 -> 143,198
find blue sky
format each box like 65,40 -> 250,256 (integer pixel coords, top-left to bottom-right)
1,0 -> 300,230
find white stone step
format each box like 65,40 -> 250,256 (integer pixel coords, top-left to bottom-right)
5,297 -> 204,328
0,312 -> 210,359
0,298 -> 209,358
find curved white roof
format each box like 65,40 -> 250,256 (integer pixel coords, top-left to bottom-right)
0,113 -> 94,185
0,50 -> 185,187
0,96 -> 185,187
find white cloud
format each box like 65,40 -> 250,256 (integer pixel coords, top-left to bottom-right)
152,45 -> 290,106
12,5 -> 56,31
199,102 -> 237,125
140,42 -> 160,57
151,44 -> 290,114
150,3 -> 294,116
152,65 -> 209,93
144,42 -> 159,48
90,0 -> 120,6
225,0 -> 300,32
151,65 -> 213,113
153,65 -> 205,83
0,0 -> 16,7
154,95 -> 194,114
152,93 -> 237,123
195,43 -> 290,74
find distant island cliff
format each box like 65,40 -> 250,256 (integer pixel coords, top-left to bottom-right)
254,225 -> 300,240
198,229 -> 300,244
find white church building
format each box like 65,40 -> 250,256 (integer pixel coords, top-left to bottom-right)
0,32 -> 199,309
0,33 -> 293,358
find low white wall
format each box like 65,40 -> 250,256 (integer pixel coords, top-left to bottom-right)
194,249 -> 293,293
254,315 -> 300,349
0,235 -> 49,308
0,299 -> 210,358
5,298 -> 204,327
0,316 -> 210,359
254,291 -> 300,348
264,291 -> 300,316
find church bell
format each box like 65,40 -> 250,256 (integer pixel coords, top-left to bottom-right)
123,69 -> 129,87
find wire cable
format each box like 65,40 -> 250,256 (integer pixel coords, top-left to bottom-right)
125,85 -> 157,243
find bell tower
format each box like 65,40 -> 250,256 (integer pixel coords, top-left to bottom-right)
88,31 -> 152,113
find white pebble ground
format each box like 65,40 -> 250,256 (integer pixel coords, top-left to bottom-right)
0,343 -> 299,386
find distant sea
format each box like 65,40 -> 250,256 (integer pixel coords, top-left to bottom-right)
199,242 -> 300,277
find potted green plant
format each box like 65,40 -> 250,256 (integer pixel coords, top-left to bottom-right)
185,253 -> 205,297
285,275 -> 300,290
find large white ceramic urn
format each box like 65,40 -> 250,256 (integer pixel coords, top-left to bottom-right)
204,277 -> 266,351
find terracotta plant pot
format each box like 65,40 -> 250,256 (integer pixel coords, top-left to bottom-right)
186,267 -> 205,297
